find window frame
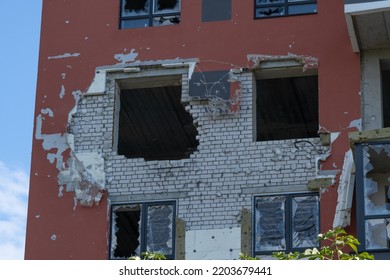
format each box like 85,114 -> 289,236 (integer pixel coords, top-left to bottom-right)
119,0 -> 181,29
254,0 -> 317,19
252,192 -> 320,256
110,200 -> 177,260
254,69 -> 319,142
355,142 -> 390,255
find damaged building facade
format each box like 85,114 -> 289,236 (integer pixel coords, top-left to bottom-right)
25,0 -> 390,259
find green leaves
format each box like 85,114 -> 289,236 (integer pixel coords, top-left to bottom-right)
129,251 -> 167,260
272,227 -> 375,260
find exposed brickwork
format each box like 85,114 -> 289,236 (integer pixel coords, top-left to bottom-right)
70,69 -> 327,231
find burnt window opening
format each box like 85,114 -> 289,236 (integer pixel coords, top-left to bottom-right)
117,84 -> 198,160
356,143 -> 390,254
120,0 -> 180,29
256,75 -> 318,141
111,202 -> 176,259
255,0 -> 317,19
253,193 -> 319,256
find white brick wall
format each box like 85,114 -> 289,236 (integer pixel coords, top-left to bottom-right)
70,69 -> 327,232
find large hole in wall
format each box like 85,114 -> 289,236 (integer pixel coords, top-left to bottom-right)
117,78 -> 198,160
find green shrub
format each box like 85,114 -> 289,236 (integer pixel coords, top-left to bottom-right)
273,227 -> 374,260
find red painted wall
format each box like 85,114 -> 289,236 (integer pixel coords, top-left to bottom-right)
26,0 -> 360,259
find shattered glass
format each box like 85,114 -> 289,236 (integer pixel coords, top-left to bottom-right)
111,205 -> 142,259
152,15 -> 180,26
292,196 -> 319,248
256,6 -> 285,17
255,196 -> 286,251
146,205 -> 174,255
362,144 -> 390,215
365,218 -> 390,249
123,0 -> 149,16
154,0 -> 180,14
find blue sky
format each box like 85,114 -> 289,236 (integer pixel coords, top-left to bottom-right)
0,1 -> 42,259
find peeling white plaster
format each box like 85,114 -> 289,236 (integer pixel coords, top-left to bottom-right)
59,85 -> 65,99
40,108 -> 54,117
331,132 -> 341,143
48,53 -> 80,60
114,49 -> 139,64
86,71 -> 107,95
36,85 -> 106,209
35,114 -> 68,171
51,234 -> 57,241
333,149 -> 355,228
58,185 -> 64,197
72,90 -> 82,103
348,118 -> 362,130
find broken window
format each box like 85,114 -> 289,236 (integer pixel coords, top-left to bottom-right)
111,202 -> 175,259
255,0 -> 317,19
356,143 -> 390,252
256,75 -> 318,141
253,193 -> 319,255
120,0 -> 180,29
116,78 -> 198,160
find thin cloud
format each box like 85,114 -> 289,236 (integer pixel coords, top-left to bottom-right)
0,161 -> 29,260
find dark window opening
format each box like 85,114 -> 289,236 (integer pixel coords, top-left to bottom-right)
118,84 -> 198,160
156,0 -> 178,11
256,75 -> 318,141
125,0 -> 148,12
382,70 -> 390,128
120,0 -> 180,29
113,205 -> 141,258
255,0 -> 317,19
253,193 -> 319,255
111,202 -> 176,259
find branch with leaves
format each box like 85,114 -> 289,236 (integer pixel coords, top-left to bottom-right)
273,227 -> 374,260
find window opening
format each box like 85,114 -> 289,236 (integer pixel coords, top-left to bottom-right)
253,193 -> 319,255
117,82 -> 198,160
256,75 -> 318,141
356,143 -> 390,251
111,202 -> 176,259
255,0 -> 317,19
120,0 -> 180,29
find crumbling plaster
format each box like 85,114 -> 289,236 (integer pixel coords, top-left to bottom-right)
35,52 -> 356,258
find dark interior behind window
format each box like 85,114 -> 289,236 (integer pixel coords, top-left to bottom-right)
256,75 -> 318,141
118,85 -> 198,160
